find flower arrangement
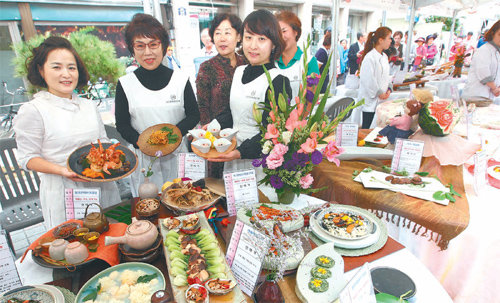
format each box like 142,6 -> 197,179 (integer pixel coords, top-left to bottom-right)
252,38 -> 364,203
141,150 -> 163,178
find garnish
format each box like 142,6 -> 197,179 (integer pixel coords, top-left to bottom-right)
414,171 -> 429,177
82,283 -> 101,302
137,273 -> 158,284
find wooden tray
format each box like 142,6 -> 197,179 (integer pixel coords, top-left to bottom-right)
393,79 -> 428,91
137,123 -> 182,157
463,96 -> 493,107
191,137 -> 237,159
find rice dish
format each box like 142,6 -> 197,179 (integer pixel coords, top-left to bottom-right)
320,211 -> 369,239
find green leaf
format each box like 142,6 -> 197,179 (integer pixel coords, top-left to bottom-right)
382,165 -> 392,173
433,191 -> 446,200
161,126 -> 173,133
448,184 -> 462,197
137,273 -> 158,284
245,209 -> 252,217
415,171 -> 429,177
445,192 -> 456,202
362,167 -> 373,173
82,283 -> 100,302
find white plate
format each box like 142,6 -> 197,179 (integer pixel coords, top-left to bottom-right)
336,146 -> 393,160
487,165 -> 500,180
363,127 -> 389,145
1,285 -> 65,303
236,203 -> 304,233
295,242 -> 345,303
315,207 -> 375,241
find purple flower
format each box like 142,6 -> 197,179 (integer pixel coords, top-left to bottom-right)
311,150 -> 323,165
262,154 -> 268,168
292,152 -> 309,166
305,90 -> 315,103
270,175 -> 284,189
307,75 -> 320,87
284,159 -> 297,171
252,158 -> 262,167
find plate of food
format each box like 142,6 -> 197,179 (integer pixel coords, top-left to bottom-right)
363,127 -> 389,146
237,203 -> 304,233
190,132 -> 237,159
138,123 -> 183,157
0,285 -> 65,303
75,262 -> 165,303
315,207 -> 375,241
67,140 -> 137,182
295,242 -> 345,302
160,179 -> 221,214
261,222 -> 306,271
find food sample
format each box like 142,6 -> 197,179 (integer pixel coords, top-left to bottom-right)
205,278 -> 236,295
191,139 -> 212,153
213,138 -> 231,153
163,218 -> 181,230
136,198 -> 160,214
250,204 -> 300,223
164,181 -> 213,207
53,222 -> 80,239
321,211 -> 369,239
308,278 -> 329,293
147,126 -> 179,145
182,214 -> 200,230
385,175 -> 424,185
310,266 -> 332,279
315,255 -> 335,268
6,299 -> 40,303
206,119 -> 221,136
82,140 -> 127,178
186,284 -> 208,303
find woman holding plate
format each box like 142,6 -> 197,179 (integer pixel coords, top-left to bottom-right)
115,13 -> 200,196
209,9 -> 292,175
13,36 -> 120,229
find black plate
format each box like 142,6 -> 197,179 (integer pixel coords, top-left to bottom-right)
67,142 -> 138,182
370,267 -> 416,299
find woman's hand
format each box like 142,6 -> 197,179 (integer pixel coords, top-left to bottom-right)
60,167 -> 88,182
379,90 -> 391,100
207,149 -> 241,162
492,86 -> 500,97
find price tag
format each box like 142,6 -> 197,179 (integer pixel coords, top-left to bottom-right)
64,188 -> 101,220
339,263 -> 376,303
177,153 -> 206,181
473,151 -> 488,193
0,230 -> 22,293
335,123 -> 359,147
393,70 -> 406,85
226,221 -> 270,296
391,139 -> 424,175
223,169 -> 259,216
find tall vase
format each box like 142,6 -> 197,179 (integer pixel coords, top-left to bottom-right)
254,275 -> 284,303
138,177 -> 158,199
277,188 -> 295,205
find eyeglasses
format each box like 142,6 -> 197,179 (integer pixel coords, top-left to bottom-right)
133,40 -> 161,51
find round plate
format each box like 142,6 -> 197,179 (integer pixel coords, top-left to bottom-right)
160,187 -> 221,214
316,206 -> 374,241
137,123 -> 182,157
295,242 -> 345,302
191,137 -> 237,159
0,285 -> 65,303
371,267 -> 416,299
75,262 -> 166,303
31,251 -> 96,270
236,203 -> 304,233
67,142 -> 138,182
52,222 -> 81,239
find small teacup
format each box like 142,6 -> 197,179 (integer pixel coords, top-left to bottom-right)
192,139 -> 212,153
219,128 -> 238,141
213,138 -> 231,153
207,119 -> 221,137
188,129 -> 206,139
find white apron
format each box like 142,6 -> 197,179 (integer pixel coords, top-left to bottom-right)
30,92 -> 120,229
462,43 -> 500,100
119,69 -> 189,197
278,53 -> 313,102
224,65 -> 281,179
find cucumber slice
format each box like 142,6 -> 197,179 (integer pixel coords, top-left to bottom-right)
173,275 -> 187,286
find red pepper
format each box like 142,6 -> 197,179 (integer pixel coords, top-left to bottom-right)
221,218 -> 230,227
194,186 -> 202,192
187,276 -> 202,285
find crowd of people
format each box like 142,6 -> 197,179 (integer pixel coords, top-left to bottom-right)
11,9 -> 500,229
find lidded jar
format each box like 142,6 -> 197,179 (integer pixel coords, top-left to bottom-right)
64,241 -> 89,264
48,239 -> 69,261
104,218 -> 158,250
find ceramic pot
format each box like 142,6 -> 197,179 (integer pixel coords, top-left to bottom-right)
104,217 -> 158,250
254,275 -> 284,303
138,177 -> 159,199
48,239 -> 69,261
277,188 -> 295,205
83,203 -> 109,233
64,241 -> 89,264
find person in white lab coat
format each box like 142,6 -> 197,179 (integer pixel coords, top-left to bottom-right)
358,27 -> 393,129
463,20 -> 500,101
13,36 -> 120,228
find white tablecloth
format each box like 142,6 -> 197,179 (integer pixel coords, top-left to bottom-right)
426,76 -> 467,99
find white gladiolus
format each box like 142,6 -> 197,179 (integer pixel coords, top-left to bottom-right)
262,140 -> 273,154
282,131 -> 292,145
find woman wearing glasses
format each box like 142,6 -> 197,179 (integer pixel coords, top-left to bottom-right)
115,13 -> 200,196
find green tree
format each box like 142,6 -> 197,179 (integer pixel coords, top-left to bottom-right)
424,16 -> 462,33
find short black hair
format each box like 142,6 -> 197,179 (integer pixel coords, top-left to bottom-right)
357,32 -> 363,40
467,31 -> 473,36
242,9 -> 285,61
124,13 -> 170,56
209,13 -> 243,42
27,36 -> 89,89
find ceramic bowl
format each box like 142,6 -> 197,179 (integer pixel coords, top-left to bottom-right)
53,222 -> 81,239
188,129 -> 207,139
213,138 -> 231,153
192,139 -> 212,153
162,217 -> 181,231
48,239 -> 69,261
136,198 -> 160,218
64,241 -> 89,264
205,278 -> 236,295
73,227 -> 89,242
207,119 -> 221,137
186,284 -> 209,303
38,236 -> 55,254
84,231 -> 100,245
219,128 -> 238,141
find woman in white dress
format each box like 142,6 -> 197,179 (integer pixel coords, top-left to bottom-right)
463,20 -> 500,101
358,26 -> 393,129
208,9 -> 292,175
115,14 -> 200,196
13,36 -> 120,229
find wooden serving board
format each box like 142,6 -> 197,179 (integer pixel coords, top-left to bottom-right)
160,211 -> 246,303
191,137 -> 237,159
137,123 -> 182,157
393,79 -> 428,91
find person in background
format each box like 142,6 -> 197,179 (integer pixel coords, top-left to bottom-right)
338,38 -> 349,85
393,31 -> 404,69
166,46 -> 181,70
413,37 -> 427,70
347,32 -> 366,75
477,32 -> 487,48
315,32 -> 331,93
196,13 -> 246,178
449,37 -> 464,62
200,28 -> 218,57
275,10 -> 319,99
464,31 -> 475,66
115,13 -> 200,196
13,36 -> 120,228
425,34 -> 438,65
207,9 -> 291,174
358,26 -> 393,129
463,20 -> 500,101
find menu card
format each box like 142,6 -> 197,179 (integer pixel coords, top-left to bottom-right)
223,169 -> 259,216
177,153 -> 206,181
473,151 -> 488,193
64,188 -> 101,219
391,139 -> 425,175
339,263 -> 376,303
335,123 -> 359,147
0,230 -> 22,293
225,220 -> 270,296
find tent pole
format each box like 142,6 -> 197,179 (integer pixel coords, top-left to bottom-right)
404,0 -> 416,71
330,0 -> 340,94
446,9 -> 458,62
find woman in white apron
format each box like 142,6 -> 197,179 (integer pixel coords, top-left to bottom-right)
462,21 -> 500,102
275,11 -> 320,101
358,27 -> 393,129
115,14 -> 200,196
208,10 -> 292,179
13,37 -> 120,229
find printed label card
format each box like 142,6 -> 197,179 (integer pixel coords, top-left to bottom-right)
64,188 -> 101,219
178,153 -> 206,181
339,263 -> 376,303
223,169 -> 259,216
391,139 -> 425,175
473,151 -> 488,194
0,230 -> 22,293
336,123 -> 359,147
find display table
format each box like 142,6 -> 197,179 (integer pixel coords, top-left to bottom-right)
426,76 -> 467,99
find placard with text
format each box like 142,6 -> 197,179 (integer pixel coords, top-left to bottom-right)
0,230 -> 22,293
223,169 -> 259,216
177,153 -> 206,181
335,123 -> 359,147
473,151 -> 488,193
339,263 -> 376,303
391,139 -> 424,175
225,220 -> 270,296
64,188 -> 101,219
